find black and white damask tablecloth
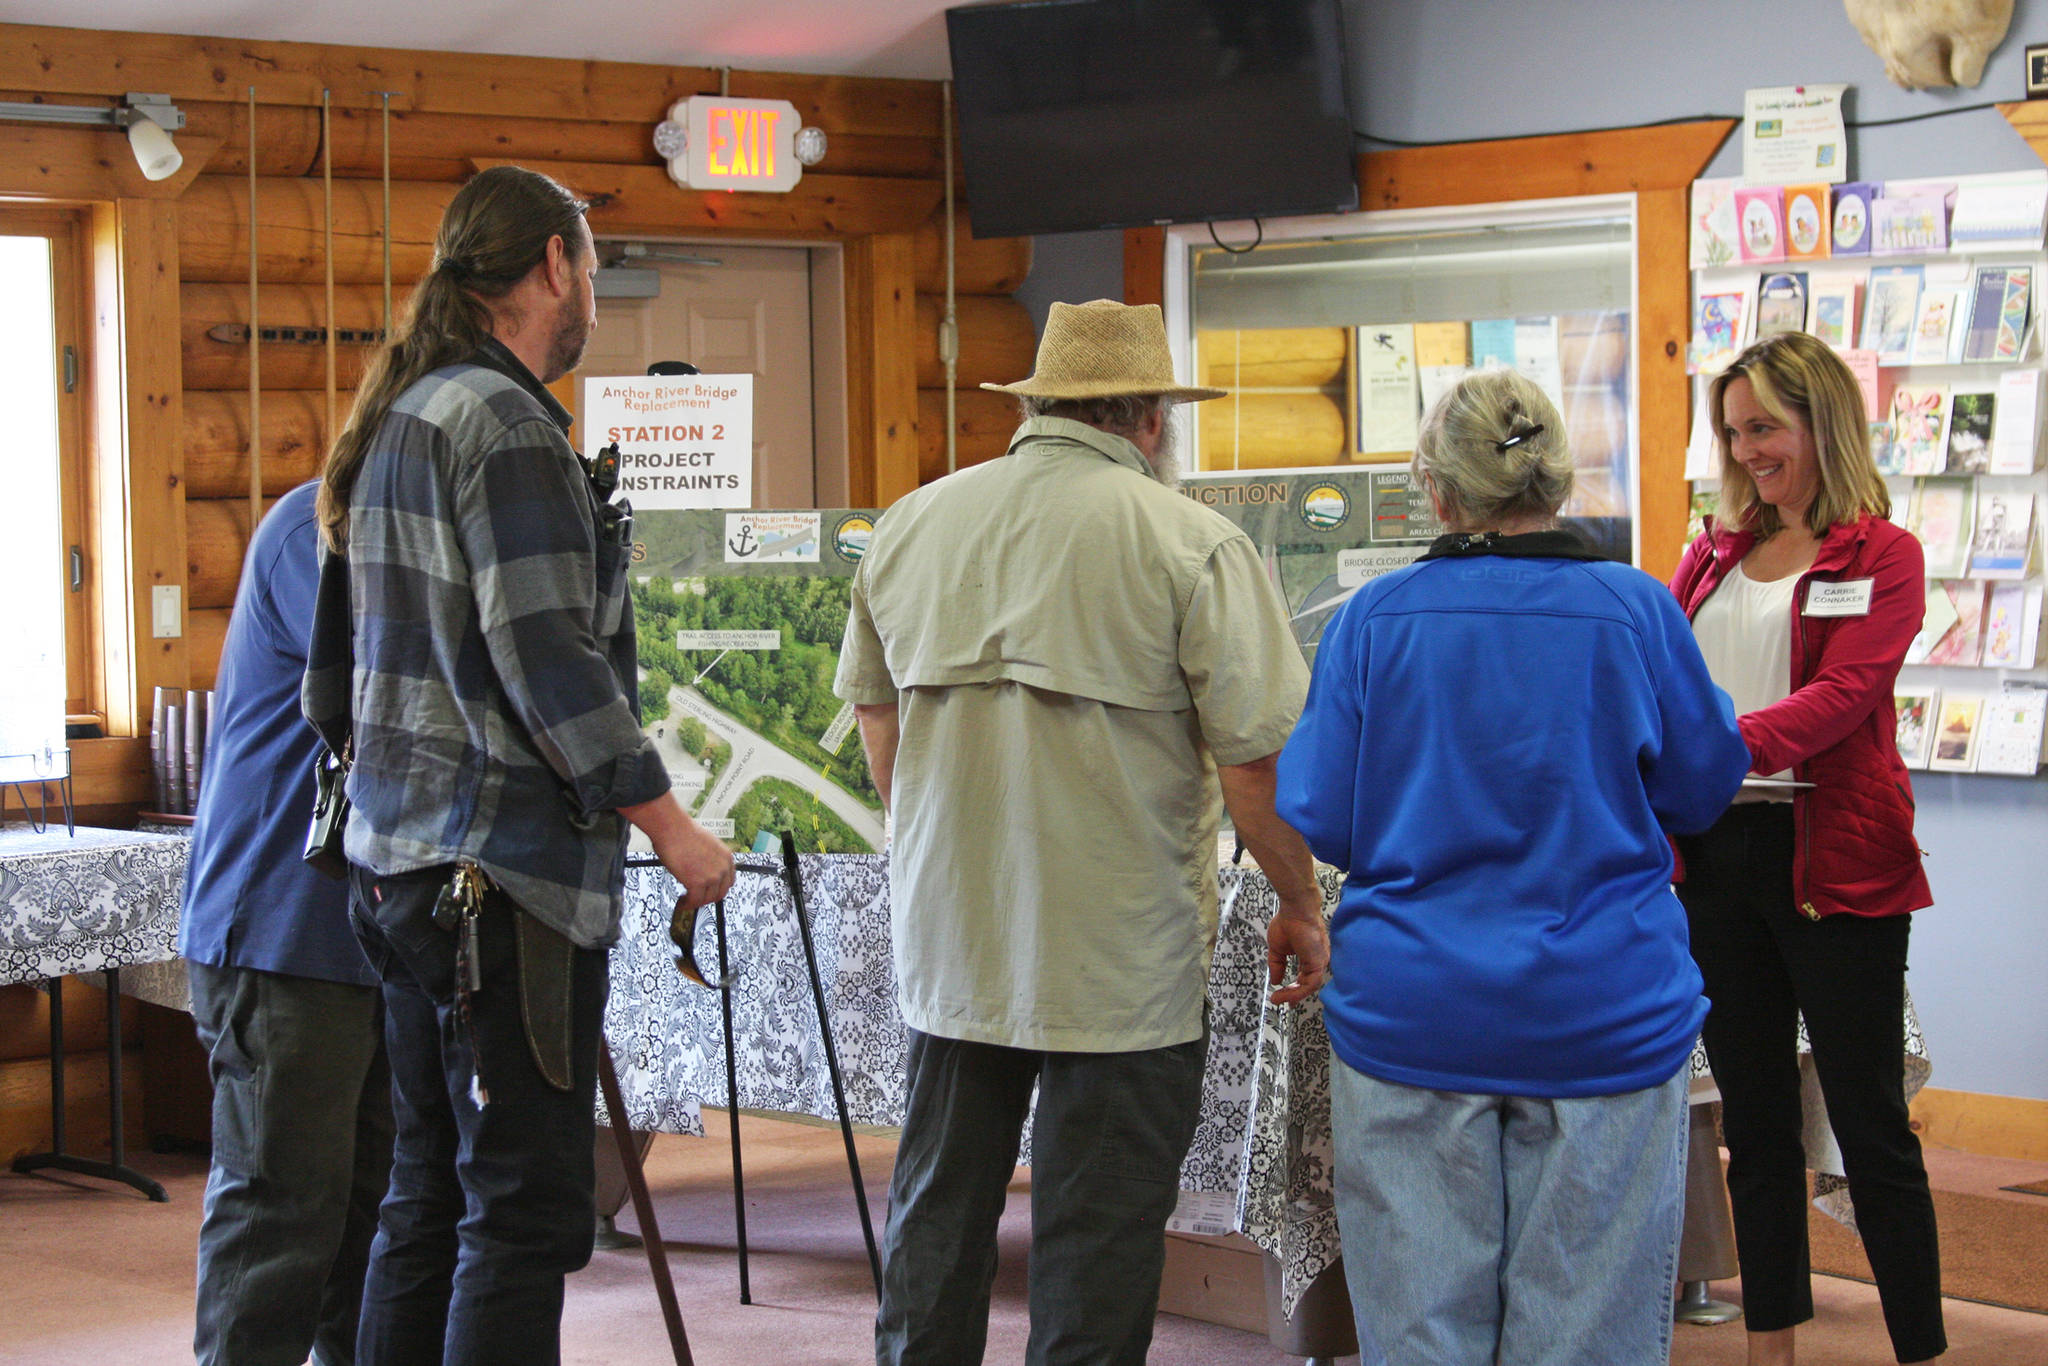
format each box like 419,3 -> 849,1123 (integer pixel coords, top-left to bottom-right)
0,825 -> 188,987
1233,875 -> 1935,1316
601,854 -> 1330,1303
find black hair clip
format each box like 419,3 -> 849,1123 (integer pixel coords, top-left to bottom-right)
1495,422 -> 1545,453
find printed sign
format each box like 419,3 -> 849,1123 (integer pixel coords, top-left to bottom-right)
723,512 -> 820,563
1337,545 -> 1428,588
1368,470 -> 1446,544
583,374 -> 753,510
676,630 -> 784,651
1742,85 -> 1848,186
666,96 -> 805,194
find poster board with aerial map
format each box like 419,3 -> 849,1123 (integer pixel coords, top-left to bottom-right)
627,468 -> 1546,852
631,507 -> 884,854
1181,467 -> 1438,668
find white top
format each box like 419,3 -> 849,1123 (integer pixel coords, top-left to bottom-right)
1690,559 -> 1797,799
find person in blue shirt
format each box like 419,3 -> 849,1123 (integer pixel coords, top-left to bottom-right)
1276,369 -> 1749,1366
182,478 -> 392,1366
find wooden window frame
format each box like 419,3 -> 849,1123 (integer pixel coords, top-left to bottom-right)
0,206 -> 97,720
1124,120 -> 1739,581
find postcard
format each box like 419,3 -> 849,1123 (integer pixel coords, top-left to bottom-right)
1890,387 -> 1951,477
1831,182 -> 1878,257
1968,488 -> 2036,580
1982,584 -> 2044,669
1928,695 -> 1984,771
1893,686 -> 1938,768
1975,690 -> 2046,775
1862,266 -> 1925,364
1689,178 -> 1742,268
1944,391 -> 1995,474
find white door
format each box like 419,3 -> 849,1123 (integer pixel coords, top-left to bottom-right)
577,243 -> 817,508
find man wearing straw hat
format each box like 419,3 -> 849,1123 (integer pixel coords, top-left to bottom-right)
836,299 -> 1329,1364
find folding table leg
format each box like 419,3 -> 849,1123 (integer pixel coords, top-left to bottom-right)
10,970 -> 168,1201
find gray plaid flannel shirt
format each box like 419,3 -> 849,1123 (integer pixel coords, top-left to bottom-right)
303,340 -> 669,947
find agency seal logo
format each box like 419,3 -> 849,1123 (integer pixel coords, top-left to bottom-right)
1299,482 -> 1351,532
833,514 -> 875,562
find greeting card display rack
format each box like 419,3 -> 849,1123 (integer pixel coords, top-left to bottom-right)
1687,169 -> 2048,777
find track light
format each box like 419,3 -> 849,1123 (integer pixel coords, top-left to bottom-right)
125,115 -> 181,181
0,92 -> 187,181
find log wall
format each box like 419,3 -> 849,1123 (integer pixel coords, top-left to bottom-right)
0,24 -> 1037,691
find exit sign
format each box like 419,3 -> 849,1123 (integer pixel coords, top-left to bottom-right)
664,95 -> 803,193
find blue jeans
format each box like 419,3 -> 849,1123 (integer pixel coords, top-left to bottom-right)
189,962 -> 391,1366
875,1028 -> 1207,1366
348,865 -> 606,1366
1330,1059 -> 1689,1366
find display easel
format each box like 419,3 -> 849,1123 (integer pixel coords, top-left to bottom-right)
627,832 -> 883,1304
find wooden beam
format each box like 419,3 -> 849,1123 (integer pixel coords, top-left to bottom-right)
1997,102 -> 2048,168
106,199 -> 190,727
65,736 -> 152,808
176,99 -> 946,184
0,22 -> 942,134
1911,1085 -> 2048,1164
1123,226 -> 1165,308
1636,185 -> 1693,581
845,233 -> 920,506
469,159 -> 943,241
1357,120 -> 1737,209
178,175 -> 452,286
0,124 -> 218,200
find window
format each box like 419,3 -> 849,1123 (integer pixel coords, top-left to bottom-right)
0,208 -> 93,786
1168,196 -> 1642,562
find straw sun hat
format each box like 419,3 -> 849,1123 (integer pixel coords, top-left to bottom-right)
980,299 -> 1226,403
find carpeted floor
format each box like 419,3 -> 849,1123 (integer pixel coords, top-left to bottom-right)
1807,1146 -> 2048,1318
2,1111 -> 2044,1364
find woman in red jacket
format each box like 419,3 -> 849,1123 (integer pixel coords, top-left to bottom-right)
1670,332 -> 1942,1365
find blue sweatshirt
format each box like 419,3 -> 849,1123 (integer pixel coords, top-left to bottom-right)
1276,535 -> 1748,1098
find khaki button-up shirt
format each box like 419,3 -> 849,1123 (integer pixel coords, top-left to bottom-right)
835,417 -> 1307,1052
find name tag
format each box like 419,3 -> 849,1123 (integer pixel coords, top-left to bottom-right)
1805,579 -> 1873,617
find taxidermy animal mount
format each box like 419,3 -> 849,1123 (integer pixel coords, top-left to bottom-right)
1844,0 -> 2013,88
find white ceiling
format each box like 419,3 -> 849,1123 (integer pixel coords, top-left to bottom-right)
1,1 -> 961,81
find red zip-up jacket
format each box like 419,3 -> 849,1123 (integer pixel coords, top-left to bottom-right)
1670,513 -> 1932,920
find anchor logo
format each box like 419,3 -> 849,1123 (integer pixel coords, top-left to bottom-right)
728,522 -> 758,557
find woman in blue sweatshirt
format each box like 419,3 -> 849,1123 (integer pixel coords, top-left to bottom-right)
1276,368 -> 1750,1366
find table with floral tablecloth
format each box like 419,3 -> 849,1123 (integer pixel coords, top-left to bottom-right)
0,824 -> 187,987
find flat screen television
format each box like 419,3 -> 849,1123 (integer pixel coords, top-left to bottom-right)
945,0 -> 1358,238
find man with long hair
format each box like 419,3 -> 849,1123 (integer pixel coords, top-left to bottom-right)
304,165 -> 733,1364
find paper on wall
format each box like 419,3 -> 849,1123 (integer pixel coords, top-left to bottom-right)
1991,369 -> 2043,475
1742,85 -> 1848,186
1355,323 -> 1420,455
1513,317 -> 1564,408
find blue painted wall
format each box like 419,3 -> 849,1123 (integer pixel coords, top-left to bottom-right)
1016,0 -> 2048,1100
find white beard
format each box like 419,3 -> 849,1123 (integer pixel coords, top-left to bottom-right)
1147,411 -> 1182,488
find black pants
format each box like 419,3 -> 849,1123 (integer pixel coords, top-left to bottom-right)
1677,804 -> 1944,1363
189,962 -> 392,1366
348,865 -> 607,1366
875,1028 -> 1208,1366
